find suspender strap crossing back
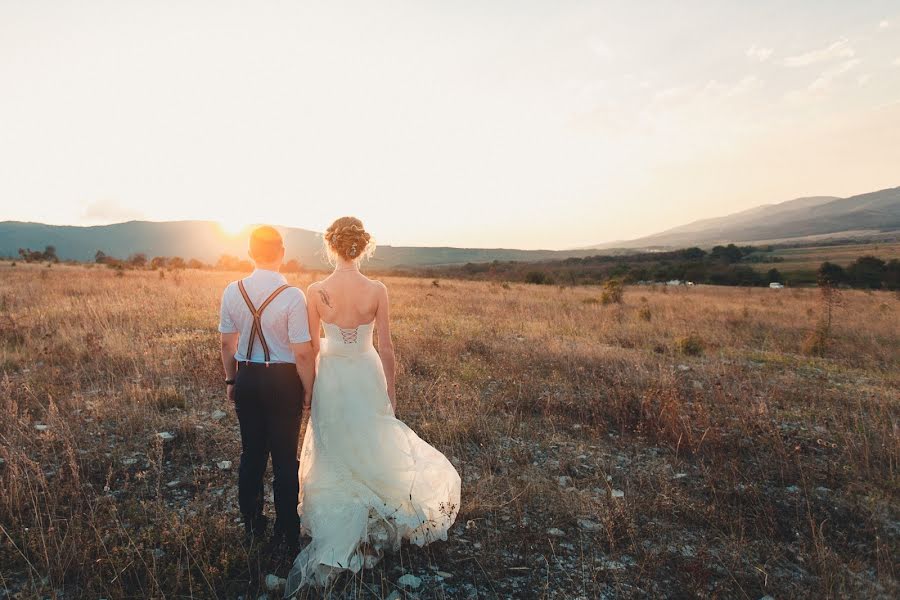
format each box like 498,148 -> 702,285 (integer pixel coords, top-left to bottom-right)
237,280 -> 292,365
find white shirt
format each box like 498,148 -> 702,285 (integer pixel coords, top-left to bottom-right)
218,269 -> 311,364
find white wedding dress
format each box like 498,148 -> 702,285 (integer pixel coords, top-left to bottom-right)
285,321 -> 461,595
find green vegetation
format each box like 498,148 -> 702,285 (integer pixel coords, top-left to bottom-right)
436,242 -> 900,289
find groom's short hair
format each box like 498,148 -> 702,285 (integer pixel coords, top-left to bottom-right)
249,226 -> 284,263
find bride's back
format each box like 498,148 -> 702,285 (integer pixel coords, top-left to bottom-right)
311,272 -> 382,328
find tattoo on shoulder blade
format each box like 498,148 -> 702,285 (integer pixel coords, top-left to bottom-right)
318,289 -> 333,308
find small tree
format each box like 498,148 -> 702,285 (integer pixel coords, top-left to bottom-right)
168,257 -> 186,270
44,245 -> 58,262
804,269 -> 843,356
95,250 -> 108,264
817,262 -> 845,286
766,268 -> 782,284
128,253 -> 147,268
150,256 -> 168,270
847,256 -> 886,289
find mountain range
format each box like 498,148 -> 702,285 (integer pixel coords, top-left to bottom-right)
585,186 -> 900,250
1,186 -> 897,267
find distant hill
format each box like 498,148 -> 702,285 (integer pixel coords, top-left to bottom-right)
585,186 -> 900,250
0,220 -> 598,268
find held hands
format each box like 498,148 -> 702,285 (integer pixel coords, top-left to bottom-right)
303,392 -> 312,412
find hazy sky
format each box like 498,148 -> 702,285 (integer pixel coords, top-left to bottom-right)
1,1 -> 899,249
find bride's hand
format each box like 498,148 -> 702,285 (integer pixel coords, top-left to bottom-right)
303,392 -> 312,412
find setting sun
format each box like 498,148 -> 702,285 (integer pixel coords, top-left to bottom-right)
218,219 -> 247,236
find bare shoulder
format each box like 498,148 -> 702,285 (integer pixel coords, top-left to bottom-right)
364,275 -> 387,290
366,277 -> 389,297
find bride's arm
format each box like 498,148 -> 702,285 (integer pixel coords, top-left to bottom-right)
374,282 -> 396,409
306,283 -> 322,358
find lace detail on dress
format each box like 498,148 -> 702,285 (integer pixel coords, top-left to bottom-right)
338,327 -> 358,344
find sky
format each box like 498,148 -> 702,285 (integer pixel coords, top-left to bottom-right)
1,1 -> 899,250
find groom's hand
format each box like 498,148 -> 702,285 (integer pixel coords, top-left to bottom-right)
226,384 -> 235,404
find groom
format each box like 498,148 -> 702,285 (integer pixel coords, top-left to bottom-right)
218,226 -> 315,551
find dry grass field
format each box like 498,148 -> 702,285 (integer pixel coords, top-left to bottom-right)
748,242 -> 900,275
1,263 -> 898,599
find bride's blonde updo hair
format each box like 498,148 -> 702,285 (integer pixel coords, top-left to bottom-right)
323,216 -> 374,263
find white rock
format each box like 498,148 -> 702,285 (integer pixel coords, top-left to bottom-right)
578,519 -> 602,532
166,480 -> 180,488
611,489 -> 625,499
672,473 -> 688,479
597,559 -> 627,570
677,364 -> 691,371
264,574 -> 285,592
211,409 -> 227,421
217,460 -> 232,470
34,424 -> 49,431
385,591 -> 401,600
785,485 -> 800,493
398,573 -> 422,589
435,570 -> 452,579
157,432 -> 175,441
546,528 -> 565,537
122,458 -> 138,466
558,475 -> 572,488
759,596 -> 775,600
692,380 -> 704,391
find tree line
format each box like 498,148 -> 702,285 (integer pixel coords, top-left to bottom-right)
93,251 -> 304,273
430,244 -> 900,290
11,247 -> 303,273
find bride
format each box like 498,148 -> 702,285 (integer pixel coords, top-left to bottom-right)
285,217 -> 461,594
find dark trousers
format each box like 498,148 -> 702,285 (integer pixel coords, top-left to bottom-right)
233,362 -> 303,539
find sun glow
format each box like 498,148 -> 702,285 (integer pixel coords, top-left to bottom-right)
218,219 -> 247,236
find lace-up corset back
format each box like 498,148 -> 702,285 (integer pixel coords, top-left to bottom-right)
321,321 -> 375,356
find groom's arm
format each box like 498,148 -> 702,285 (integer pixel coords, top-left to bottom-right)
288,290 -> 315,410
218,287 -> 239,403
220,332 -> 238,401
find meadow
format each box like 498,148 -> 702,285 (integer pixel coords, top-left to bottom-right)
0,263 -> 897,599
747,241 -> 900,275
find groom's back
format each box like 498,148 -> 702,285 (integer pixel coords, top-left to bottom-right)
219,269 -> 311,364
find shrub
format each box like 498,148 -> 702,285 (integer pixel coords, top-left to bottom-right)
155,386 -> 187,411
676,334 -> 704,356
525,271 -> 550,285
600,279 -> 624,305
638,306 -> 652,322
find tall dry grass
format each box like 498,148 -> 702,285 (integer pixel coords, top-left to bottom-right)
0,263 -> 897,598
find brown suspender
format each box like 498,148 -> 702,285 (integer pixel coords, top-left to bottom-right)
237,280 -> 292,365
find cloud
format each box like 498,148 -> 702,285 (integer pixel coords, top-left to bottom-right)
785,58 -> 860,103
894,57 -> 900,67
746,44 -> 773,62
702,75 -> 763,99
783,38 -> 854,67
879,20 -> 890,30
809,58 -> 860,90
81,199 -> 144,223
857,73 -> 872,86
